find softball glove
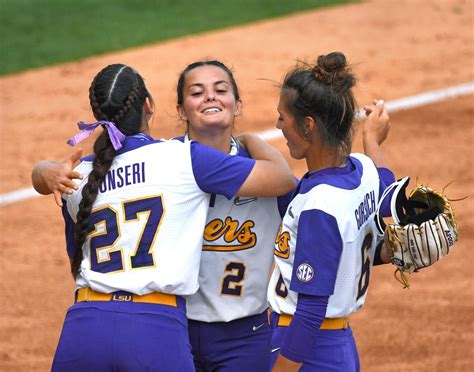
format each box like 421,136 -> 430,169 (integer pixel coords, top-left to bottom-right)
376,177 -> 458,277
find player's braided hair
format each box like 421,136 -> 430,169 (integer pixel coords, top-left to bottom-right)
71,64 -> 151,278
281,51 -> 357,159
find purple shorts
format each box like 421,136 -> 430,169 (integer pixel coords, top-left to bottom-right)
269,312 -> 360,372
52,297 -> 195,371
188,310 -> 271,372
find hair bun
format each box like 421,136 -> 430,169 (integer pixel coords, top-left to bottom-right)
313,52 -> 347,81
312,52 -> 355,91
317,52 -> 346,73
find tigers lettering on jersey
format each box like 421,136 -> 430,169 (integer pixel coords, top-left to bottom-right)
203,217 -> 257,252
99,161 -> 145,193
354,190 -> 376,229
274,224 -> 291,259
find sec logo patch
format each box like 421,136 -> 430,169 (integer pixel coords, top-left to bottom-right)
296,263 -> 314,282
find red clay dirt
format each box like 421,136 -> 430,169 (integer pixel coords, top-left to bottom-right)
0,0 -> 473,370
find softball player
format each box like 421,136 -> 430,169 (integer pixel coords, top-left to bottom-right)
267,53 -> 395,371
32,64 -> 295,371
175,60 -> 293,371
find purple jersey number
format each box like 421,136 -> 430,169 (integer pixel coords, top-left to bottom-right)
88,195 -> 164,273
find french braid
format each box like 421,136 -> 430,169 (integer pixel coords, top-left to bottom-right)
72,64 -> 150,278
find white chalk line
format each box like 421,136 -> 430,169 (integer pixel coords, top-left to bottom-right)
1,82 -> 473,207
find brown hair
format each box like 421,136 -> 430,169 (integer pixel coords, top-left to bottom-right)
281,52 -> 357,157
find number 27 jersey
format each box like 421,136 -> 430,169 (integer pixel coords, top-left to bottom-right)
62,135 -> 255,297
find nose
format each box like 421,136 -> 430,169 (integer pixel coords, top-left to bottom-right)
204,91 -> 216,102
276,119 -> 282,129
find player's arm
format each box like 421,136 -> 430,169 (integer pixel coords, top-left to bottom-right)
362,99 -> 390,168
373,238 -> 393,265
236,133 -> 295,196
31,149 -> 83,207
277,210 -> 339,367
363,99 -> 398,264
274,294 -> 329,371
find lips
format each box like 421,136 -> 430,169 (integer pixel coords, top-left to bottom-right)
201,107 -> 222,114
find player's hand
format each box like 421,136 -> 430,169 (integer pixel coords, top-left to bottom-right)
363,99 -> 391,146
272,354 -> 301,371
41,149 -> 83,207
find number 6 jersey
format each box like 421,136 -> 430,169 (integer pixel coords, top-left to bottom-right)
268,153 -> 395,317
61,134 -> 255,296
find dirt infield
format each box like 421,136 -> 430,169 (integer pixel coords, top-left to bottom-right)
1,0 -> 473,370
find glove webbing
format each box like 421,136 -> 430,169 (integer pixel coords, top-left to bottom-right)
375,177 -> 444,233
397,196 -> 443,226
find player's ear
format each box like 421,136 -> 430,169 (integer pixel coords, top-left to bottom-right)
234,99 -> 243,117
177,104 -> 188,122
144,97 -> 154,115
303,116 -> 316,139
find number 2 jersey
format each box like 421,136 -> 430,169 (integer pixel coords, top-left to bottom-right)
61,134 -> 255,297
181,136 -> 293,322
268,153 -> 395,317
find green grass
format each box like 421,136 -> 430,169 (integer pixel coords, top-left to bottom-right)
0,0 -> 356,76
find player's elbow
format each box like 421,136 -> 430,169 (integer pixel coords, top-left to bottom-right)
237,167 -> 295,197
276,174 -> 297,195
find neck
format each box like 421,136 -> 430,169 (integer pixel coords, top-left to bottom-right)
140,119 -> 150,135
306,146 -> 346,173
188,127 -> 233,153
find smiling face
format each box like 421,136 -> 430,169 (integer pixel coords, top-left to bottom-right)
177,65 -> 242,136
276,92 -> 310,160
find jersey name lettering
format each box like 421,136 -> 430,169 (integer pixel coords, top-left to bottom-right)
99,162 -> 146,193
354,190 -> 376,229
203,217 -> 256,251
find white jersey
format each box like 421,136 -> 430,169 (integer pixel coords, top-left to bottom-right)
182,137 -> 292,322
268,153 -> 393,318
62,134 -> 255,296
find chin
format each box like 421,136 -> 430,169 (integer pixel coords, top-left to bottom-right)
201,119 -> 232,130
288,148 -> 304,160
288,149 -> 300,160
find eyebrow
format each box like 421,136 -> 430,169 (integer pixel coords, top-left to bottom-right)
188,80 -> 229,89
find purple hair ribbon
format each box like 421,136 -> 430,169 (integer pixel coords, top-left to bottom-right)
67,121 -> 126,150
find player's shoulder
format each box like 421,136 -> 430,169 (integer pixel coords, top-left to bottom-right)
350,152 -> 371,162
349,153 -> 376,170
132,137 -> 192,156
79,134 -> 166,162
294,158 -> 362,203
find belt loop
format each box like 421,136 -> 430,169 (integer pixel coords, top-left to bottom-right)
343,317 -> 349,329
